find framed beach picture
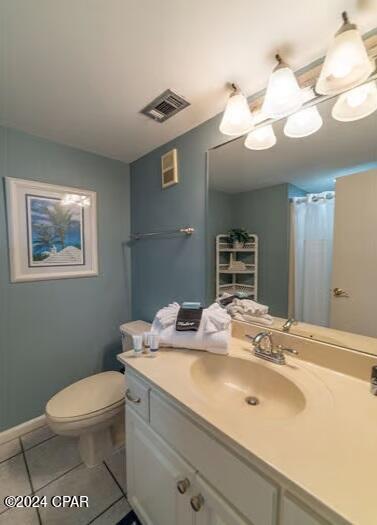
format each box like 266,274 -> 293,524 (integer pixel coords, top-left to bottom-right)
6,178 -> 98,282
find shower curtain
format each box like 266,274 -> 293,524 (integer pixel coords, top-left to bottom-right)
289,192 -> 335,327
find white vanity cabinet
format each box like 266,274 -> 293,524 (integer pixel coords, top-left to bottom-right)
126,407 -> 249,525
281,496 -> 330,525
126,407 -> 194,525
125,369 -> 343,525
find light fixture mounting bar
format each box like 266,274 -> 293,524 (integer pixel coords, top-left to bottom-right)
248,31 -> 377,115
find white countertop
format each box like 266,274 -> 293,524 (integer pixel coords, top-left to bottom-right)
118,337 -> 377,525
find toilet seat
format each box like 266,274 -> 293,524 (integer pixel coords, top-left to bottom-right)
46,371 -> 125,423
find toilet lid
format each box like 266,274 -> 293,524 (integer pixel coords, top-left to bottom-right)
46,371 -> 125,420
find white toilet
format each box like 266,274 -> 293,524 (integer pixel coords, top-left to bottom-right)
45,371 -> 125,467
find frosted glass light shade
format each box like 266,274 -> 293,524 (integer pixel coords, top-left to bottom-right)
262,62 -> 303,119
332,81 -> 377,121
244,125 -> 276,150
284,105 -> 323,138
219,91 -> 254,136
316,16 -> 374,95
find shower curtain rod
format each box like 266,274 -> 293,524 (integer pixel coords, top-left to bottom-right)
290,191 -> 335,203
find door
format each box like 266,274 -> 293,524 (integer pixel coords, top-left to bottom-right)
126,406 -> 195,525
191,474 -> 250,525
330,170 -> 377,337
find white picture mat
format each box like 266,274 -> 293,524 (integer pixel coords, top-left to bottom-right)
6,177 -> 98,282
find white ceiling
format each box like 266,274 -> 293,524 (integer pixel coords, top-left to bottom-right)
1,0 -> 377,163
209,96 -> 377,194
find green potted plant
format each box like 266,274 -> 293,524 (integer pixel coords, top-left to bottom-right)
228,228 -> 249,249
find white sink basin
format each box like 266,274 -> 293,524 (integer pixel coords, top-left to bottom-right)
190,354 -> 306,420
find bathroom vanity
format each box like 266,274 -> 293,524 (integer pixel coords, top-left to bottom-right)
118,332 -> 377,525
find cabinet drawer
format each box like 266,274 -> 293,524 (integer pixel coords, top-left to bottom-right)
282,495 -> 330,525
150,391 -> 278,525
125,371 -> 150,422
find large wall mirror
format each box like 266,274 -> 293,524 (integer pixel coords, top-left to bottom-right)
207,83 -> 377,354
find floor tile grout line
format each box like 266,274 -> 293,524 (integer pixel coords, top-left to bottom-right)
0,425 -> 51,447
19,438 -> 37,495
0,450 -> 23,465
103,461 -> 127,498
86,495 -> 125,525
22,434 -> 56,453
34,462 -> 83,493
0,433 -> 56,466
19,438 -> 43,525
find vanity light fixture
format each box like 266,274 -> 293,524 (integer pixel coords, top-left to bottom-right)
262,54 -> 303,119
332,81 -> 377,121
316,12 -> 374,95
244,124 -> 277,150
219,83 -> 254,136
284,89 -> 323,138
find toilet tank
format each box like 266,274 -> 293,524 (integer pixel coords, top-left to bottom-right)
119,320 -> 152,352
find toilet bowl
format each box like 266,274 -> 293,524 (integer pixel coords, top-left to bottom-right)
46,371 -> 125,467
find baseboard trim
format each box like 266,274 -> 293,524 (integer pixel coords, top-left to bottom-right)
0,415 -> 46,445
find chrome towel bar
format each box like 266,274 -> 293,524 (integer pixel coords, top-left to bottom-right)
130,227 -> 195,240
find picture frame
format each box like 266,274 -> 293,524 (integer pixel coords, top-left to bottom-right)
161,148 -> 178,189
5,177 -> 98,282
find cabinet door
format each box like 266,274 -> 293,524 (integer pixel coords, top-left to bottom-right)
282,495 -> 330,525
126,406 -> 195,525
192,474 -> 250,525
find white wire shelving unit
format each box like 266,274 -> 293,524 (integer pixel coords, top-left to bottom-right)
216,234 -> 258,299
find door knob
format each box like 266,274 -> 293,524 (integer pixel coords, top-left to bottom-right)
176,478 -> 190,494
333,287 -> 349,297
190,494 -> 204,512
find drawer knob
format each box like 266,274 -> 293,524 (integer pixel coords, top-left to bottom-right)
190,494 -> 204,512
177,478 -> 190,494
125,388 -> 141,404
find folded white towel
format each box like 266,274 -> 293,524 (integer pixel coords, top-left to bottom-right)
232,312 -> 273,326
155,302 -> 180,328
152,302 -> 231,354
151,319 -> 230,354
231,298 -> 269,316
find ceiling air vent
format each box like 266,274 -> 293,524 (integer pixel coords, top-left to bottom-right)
140,89 -> 190,123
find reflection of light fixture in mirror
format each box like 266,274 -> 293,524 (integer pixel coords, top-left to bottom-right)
332,81 -> 377,121
61,194 -> 91,207
316,12 -> 374,95
262,54 -> 303,119
244,125 -> 276,150
284,89 -> 323,138
219,83 -> 254,136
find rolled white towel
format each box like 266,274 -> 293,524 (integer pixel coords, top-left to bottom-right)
155,302 -> 180,328
203,303 -> 231,334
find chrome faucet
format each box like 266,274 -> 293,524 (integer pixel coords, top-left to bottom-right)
282,317 -> 297,332
371,366 -> 377,396
246,331 -> 299,365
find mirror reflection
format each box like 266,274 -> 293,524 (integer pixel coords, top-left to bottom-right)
207,91 -> 377,340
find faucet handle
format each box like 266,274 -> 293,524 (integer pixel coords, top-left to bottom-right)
282,318 -> 297,332
276,344 -> 299,356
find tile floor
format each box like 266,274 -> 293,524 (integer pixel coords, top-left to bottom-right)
0,425 -> 130,524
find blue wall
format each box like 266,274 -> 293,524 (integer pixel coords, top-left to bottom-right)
233,184 -> 290,317
130,116 -> 225,322
207,189 -> 234,303
207,185 -> 292,317
0,127 -> 131,430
